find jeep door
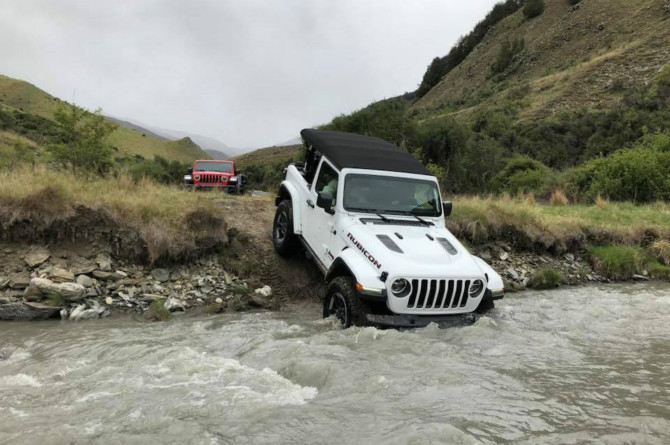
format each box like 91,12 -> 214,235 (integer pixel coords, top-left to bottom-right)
302,158 -> 338,269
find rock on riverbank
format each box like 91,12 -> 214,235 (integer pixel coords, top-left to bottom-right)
0,244 -> 275,321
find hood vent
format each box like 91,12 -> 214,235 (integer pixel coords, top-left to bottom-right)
376,234 -> 403,253
437,237 -> 458,255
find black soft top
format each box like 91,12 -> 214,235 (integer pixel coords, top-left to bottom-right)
300,129 -> 431,175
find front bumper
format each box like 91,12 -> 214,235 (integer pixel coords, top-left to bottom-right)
365,312 -> 477,328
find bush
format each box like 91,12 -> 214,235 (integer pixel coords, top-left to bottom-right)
590,246 -> 646,280
584,135 -> 670,202
523,0 -> 545,19
491,38 -> 525,76
416,0 -> 523,97
528,267 -> 563,289
492,155 -> 554,195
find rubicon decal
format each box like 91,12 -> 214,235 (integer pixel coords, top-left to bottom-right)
348,233 -> 382,269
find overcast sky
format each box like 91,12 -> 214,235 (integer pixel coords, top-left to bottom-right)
1,0 -> 499,149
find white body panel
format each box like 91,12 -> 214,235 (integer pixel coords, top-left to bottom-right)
280,164 -> 504,316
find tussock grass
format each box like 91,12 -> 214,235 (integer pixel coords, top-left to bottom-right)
589,245 -> 646,280
146,299 -> 171,321
448,195 -> 670,252
550,190 -> 569,206
528,267 -> 563,289
0,166 -> 229,263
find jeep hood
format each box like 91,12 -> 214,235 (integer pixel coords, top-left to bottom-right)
343,221 -> 484,278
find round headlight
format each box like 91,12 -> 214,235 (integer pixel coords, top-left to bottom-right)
391,278 -> 411,297
469,279 -> 484,298
194,174 -> 200,181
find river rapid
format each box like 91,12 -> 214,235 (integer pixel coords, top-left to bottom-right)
1,283 -> 669,444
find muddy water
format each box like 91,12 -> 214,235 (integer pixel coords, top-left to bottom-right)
1,283 -> 669,444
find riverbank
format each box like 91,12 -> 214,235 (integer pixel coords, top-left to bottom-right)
0,171 -> 668,321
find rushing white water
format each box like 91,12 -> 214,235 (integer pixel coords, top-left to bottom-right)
1,283 -> 669,444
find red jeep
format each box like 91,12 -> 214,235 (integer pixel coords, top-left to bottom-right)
190,160 -> 246,194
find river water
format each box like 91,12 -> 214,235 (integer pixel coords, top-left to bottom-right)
1,283 -> 669,444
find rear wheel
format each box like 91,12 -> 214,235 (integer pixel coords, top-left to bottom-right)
323,276 -> 369,328
273,200 -> 298,256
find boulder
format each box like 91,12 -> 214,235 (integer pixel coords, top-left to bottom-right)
72,309 -> 101,321
92,270 -> 122,281
0,277 -> 11,290
31,277 -> 86,301
10,275 -> 31,290
23,284 -> 44,301
76,275 -> 94,288
151,268 -> 170,283
164,297 -> 185,312
50,268 -> 75,283
69,304 -> 86,320
96,254 -> 112,271
0,302 -> 60,320
24,251 -> 50,268
251,286 -> 273,308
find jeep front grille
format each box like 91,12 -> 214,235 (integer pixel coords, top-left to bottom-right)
407,279 -> 471,309
199,174 -> 225,185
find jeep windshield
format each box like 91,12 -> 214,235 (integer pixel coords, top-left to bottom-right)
194,161 -> 233,173
343,174 -> 442,217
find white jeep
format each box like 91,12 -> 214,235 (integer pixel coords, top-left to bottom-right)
273,129 -> 504,328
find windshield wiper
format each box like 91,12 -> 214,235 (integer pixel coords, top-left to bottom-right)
389,210 -> 432,226
347,207 -> 392,223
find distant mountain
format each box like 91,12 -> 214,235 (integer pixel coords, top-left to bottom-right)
145,126 -> 241,159
205,149 -> 230,160
105,116 -> 167,141
0,74 -> 210,163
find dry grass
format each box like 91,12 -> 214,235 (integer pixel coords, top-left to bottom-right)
595,194 -> 610,209
550,189 -> 569,206
652,240 -> 670,265
0,166 -> 230,263
448,195 -> 670,252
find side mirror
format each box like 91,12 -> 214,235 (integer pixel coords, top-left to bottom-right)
187,168 -> 193,174
443,201 -> 453,217
236,169 -> 243,175
316,191 -> 335,214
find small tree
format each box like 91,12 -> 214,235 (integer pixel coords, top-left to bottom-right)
48,104 -> 117,174
523,0 -> 545,19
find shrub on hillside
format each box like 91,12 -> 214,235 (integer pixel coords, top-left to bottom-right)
582,133 -> 670,202
47,104 -> 117,173
492,155 -> 554,195
491,38 -> 525,76
523,0 -> 546,19
416,0 -> 523,97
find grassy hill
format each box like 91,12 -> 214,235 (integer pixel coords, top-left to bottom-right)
0,74 -> 209,163
412,0 -> 670,123
233,145 -> 301,192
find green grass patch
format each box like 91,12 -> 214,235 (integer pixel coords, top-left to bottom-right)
528,267 -> 563,289
590,245 -> 646,280
649,262 -> 670,280
146,299 -> 171,321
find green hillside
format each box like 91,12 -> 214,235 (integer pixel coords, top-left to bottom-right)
314,0 -> 670,201
0,74 -> 209,163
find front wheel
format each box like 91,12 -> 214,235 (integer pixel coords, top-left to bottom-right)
273,200 -> 298,256
475,290 -> 495,314
323,276 -> 369,328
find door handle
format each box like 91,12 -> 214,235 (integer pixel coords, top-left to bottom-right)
306,199 -> 315,208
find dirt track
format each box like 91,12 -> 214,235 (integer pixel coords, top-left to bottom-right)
218,196 -> 325,303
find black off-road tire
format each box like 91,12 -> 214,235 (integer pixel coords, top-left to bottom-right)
323,276 -> 370,328
475,290 -> 495,314
273,200 -> 298,256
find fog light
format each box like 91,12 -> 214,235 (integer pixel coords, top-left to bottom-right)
391,278 -> 411,297
469,279 -> 484,298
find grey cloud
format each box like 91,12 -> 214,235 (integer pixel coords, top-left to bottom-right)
0,0 -> 500,148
